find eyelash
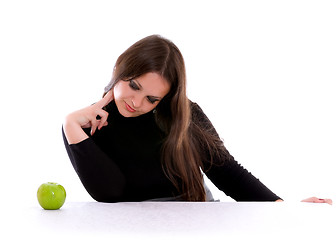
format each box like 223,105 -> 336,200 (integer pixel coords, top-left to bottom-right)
129,80 -> 139,90
128,80 -> 158,104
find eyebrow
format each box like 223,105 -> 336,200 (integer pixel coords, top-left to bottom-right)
134,79 -> 163,100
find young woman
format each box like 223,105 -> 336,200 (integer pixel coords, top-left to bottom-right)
63,35 -> 331,204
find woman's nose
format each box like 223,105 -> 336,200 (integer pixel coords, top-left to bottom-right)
131,96 -> 143,108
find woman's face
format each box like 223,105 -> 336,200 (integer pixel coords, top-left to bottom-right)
113,72 -> 171,117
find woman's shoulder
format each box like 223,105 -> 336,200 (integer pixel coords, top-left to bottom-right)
189,100 -> 210,124
189,99 -> 202,114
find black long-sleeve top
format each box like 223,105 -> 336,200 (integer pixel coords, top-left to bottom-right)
62,100 -> 281,202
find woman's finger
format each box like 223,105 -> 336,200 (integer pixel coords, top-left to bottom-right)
301,197 -> 321,203
90,118 -> 99,135
324,199 -> 333,205
82,122 -> 92,129
301,197 -> 314,202
96,90 -> 114,109
96,108 -> 109,130
301,197 -> 333,205
90,108 -> 109,134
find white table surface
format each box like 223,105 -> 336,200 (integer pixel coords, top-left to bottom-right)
4,201 -> 336,240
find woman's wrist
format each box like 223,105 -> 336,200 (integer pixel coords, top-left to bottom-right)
63,115 -> 89,144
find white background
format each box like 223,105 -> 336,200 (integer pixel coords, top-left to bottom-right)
0,0 -> 335,206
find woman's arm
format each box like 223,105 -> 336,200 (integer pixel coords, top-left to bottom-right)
62,128 -> 126,202
191,103 -> 332,204
205,157 -> 282,201
191,102 -> 281,201
62,91 -> 126,202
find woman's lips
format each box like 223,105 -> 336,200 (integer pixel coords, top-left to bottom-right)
125,102 -> 136,112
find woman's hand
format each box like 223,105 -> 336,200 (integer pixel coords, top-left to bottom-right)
275,197 -> 332,205
63,90 -> 114,144
301,197 -> 333,205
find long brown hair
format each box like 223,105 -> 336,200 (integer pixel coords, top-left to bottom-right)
104,35 -> 226,201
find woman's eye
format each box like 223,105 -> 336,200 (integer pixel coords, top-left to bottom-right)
129,80 -> 139,90
147,97 -> 158,104
128,79 -> 159,104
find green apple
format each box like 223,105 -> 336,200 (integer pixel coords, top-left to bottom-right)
37,182 -> 66,210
